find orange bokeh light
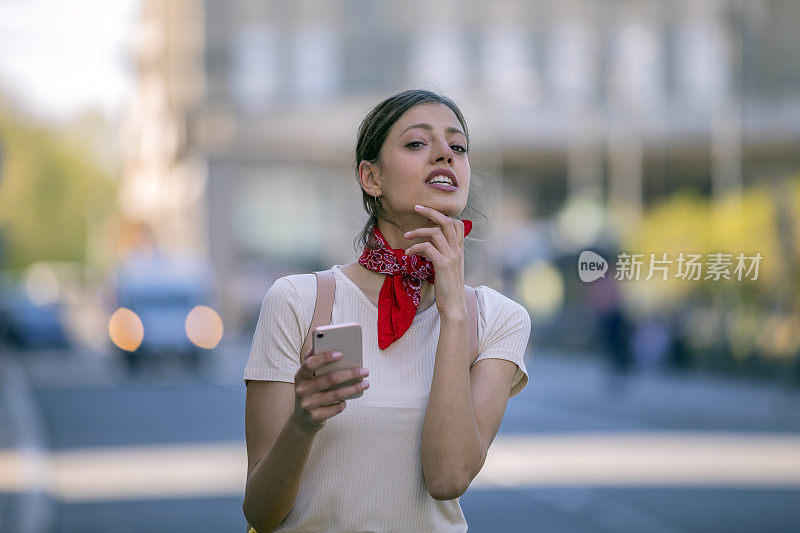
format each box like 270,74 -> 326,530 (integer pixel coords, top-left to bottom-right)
108,308 -> 144,352
185,305 -> 224,349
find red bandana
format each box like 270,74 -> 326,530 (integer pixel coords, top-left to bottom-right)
358,219 -> 473,350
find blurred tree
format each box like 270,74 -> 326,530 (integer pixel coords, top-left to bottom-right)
0,104 -> 117,272
619,174 -> 800,371
622,177 -> 800,312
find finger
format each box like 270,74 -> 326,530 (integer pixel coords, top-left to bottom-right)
413,205 -> 458,248
316,367 -> 367,392
306,400 -> 347,425
305,379 -> 369,409
404,241 -> 446,266
444,218 -> 469,253
300,366 -> 367,396
403,227 -> 450,255
296,349 -> 343,381
455,219 -> 466,243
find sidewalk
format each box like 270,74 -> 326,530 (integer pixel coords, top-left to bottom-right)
0,347 -> 57,533
464,348 -> 800,533
511,347 -> 800,434
3,343 -> 800,533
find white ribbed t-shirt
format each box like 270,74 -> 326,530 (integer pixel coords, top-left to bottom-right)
243,264 -> 532,532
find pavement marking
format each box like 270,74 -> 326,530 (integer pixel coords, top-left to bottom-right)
2,432 -> 800,503
50,441 -> 248,502
0,448 -> 44,492
0,354 -> 57,532
472,432 -> 800,488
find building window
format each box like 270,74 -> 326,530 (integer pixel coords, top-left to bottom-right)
675,17 -> 729,106
230,24 -> 280,112
608,21 -> 664,110
232,169 -> 326,261
547,19 -> 595,106
409,29 -> 467,93
293,24 -> 341,103
482,24 -> 541,107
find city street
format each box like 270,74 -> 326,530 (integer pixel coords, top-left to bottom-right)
2,1 -> 800,532
2,343 -> 800,532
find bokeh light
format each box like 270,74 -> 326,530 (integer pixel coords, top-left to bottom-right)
185,305 -> 224,349
554,195 -> 605,252
24,262 -> 60,306
108,307 -> 144,352
517,260 -> 564,321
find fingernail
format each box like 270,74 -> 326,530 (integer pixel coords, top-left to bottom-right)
414,204 -> 423,210
359,368 -> 369,376
403,231 -> 410,237
333,351 -> 343,358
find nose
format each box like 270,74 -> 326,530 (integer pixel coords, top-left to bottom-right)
432,137 -> 454,165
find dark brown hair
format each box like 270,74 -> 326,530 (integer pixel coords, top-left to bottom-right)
352,89 -> 488,254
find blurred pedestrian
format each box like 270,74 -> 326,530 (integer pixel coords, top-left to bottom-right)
586,272 -> 632,395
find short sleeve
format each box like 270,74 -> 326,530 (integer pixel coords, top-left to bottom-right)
243,277 -> 306,386
472,288 -> 532,398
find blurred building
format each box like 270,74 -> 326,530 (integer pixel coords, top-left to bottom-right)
120,0 -> 800,333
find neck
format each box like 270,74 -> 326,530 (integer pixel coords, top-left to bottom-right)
350,260 -> 435,302
374,218 -> 437,252
352,220 -> 439,304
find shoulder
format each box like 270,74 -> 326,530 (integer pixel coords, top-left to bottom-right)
260,272 -> 316,298
258,273 -> 318,318
473,285 -> 531,344
474,285 -> 528,318
472,285 -> 532,366
281,272 -> 317,294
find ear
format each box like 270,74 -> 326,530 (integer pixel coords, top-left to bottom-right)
358,160 -> 382,197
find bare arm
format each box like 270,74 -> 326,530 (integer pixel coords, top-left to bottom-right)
407,205 -> 522,501
421,311 -> 482,499
420,311 -> 518,500
243,350 -> 369,532
243,381 -> 315,532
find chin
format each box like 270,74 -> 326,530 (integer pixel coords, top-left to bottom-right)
440,203 -> 466,218
418,197 -> 464,214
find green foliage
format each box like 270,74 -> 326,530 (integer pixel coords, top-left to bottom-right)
621,176 -> 800,313
0,108 -> 117,272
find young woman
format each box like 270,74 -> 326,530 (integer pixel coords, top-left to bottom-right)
242,89 -> 531,532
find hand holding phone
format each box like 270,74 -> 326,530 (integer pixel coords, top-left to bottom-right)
312,322 -> 365,396
291,322 -> 368,433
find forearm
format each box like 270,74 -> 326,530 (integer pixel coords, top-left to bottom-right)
243,416 -> 317,531
421,311 -> 483,499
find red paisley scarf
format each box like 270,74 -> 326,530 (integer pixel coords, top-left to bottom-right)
358,219 -> 472,350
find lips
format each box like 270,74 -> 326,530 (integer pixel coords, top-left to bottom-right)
425,168 -> 458,187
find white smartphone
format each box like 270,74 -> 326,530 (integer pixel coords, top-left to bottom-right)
312,322 -> 364,398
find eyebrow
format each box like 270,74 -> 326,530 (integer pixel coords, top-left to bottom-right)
399,123 -> 466,139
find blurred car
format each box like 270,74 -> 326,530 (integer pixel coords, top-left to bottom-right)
113,254 -> 215,374
0,283 -> 70,350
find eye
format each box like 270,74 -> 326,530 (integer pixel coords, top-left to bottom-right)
406,141 -> 467,153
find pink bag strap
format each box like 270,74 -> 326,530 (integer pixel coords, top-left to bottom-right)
300,270 -> 336,362
300,269 -> 479,362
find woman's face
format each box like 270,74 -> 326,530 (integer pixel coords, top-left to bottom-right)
364,102 -> 470,223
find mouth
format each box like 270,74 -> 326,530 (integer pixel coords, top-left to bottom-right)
425,168 -> 458,190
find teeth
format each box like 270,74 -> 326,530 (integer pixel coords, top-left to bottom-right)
427,176 -> 454,185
